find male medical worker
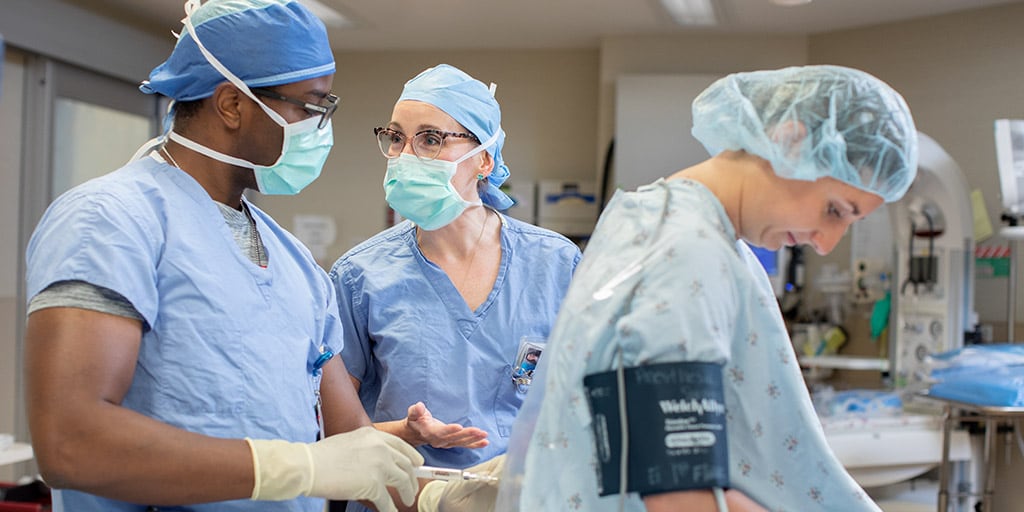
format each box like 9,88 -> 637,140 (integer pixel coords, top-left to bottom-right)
23,1 -> 421,511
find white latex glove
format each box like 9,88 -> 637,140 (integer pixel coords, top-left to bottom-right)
247,426 -> 424,512
417,454 -> 505,512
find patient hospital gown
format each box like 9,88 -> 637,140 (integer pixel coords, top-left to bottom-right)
509,178 -> 879,512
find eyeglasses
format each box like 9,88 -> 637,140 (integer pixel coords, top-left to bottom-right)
251,88 -> 339,130
374,127 -> 480,161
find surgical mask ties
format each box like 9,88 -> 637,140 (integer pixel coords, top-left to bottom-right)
383,131 -> 499,231
167,118 -> 333,195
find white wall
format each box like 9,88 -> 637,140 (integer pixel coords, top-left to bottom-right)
612,73 -> 722,191
0,0 -> 170,84
596,34 -> 809,193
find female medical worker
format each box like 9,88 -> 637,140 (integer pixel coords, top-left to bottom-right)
329,63 -> 581,512
495,65 -> 918,512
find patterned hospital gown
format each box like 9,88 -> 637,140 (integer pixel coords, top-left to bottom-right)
508,178 -> 879,512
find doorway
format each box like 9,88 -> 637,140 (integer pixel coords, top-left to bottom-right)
5,49 -> 160,480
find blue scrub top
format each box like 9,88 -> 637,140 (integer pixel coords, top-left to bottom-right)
27,155 -> 342,512
507,179 -> 879,512
330,213 -> 580,470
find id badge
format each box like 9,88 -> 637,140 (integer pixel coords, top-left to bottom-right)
512,336 -> 546,392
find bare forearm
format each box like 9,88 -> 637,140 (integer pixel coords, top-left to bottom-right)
31,400 -> 254,505
336,370 -> 418,445
26,308 -> 257,505
644,490 -> 718,511
374,418 -> 421,445
643,489 -> 767,512
319,357 -> 373,436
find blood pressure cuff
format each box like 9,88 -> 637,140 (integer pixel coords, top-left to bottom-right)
583,361 -> 729,496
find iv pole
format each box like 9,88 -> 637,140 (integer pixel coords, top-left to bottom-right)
995,119 -> 1024,344
1001,223 -> 1024,343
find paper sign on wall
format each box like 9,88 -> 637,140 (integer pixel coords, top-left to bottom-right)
293,214 -> 337,262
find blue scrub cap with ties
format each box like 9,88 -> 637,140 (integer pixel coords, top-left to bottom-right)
140,0 -> 335,102
398,64 -> 514,210
691,65 -> 918,203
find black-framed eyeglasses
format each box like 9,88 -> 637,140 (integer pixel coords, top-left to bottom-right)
373,127 -> 480,161
252,88 -> 339,130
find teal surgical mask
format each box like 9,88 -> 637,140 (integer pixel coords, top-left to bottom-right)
158,8 -> 333,195
384,131 -> 498,230
384,154 -> 480,231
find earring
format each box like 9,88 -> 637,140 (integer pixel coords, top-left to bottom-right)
476,173 -> 486,181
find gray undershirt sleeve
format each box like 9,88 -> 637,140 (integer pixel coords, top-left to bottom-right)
28,280 -> 145,321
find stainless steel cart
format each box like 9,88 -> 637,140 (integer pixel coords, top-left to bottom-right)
919,391 -> 1024,512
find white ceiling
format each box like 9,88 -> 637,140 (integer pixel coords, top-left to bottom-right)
65,0 -> 1023,50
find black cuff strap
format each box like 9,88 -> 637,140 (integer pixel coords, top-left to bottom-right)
584,360 -> 730,496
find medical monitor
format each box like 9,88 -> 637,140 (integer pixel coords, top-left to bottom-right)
995,119 -> 1024,215
749,245 -> 788,298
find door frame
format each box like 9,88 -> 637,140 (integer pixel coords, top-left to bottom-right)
14,54 -> 161,463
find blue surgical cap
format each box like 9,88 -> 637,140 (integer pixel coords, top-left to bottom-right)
140,0 -> 335,102
398,64 -> 513,210
691,65 -> 918,203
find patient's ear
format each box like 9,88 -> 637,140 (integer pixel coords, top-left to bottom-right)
768,120 -> 807,149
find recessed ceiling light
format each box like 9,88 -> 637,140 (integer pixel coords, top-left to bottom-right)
771,0 -> 813,6
297,0 -> 352,27
660,0 -> 717,26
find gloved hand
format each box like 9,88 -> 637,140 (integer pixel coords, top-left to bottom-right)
417,454 -> 505,512
247,426 -> 424,512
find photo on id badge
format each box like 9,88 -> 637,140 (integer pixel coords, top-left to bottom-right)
512,336 -> 545,393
